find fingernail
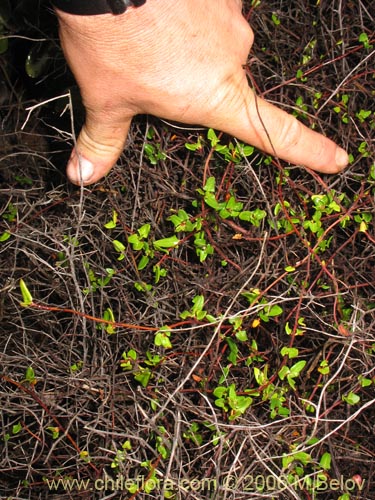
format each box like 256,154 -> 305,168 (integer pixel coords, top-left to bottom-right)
67,152 -> 94,183
335,147 -> 349,169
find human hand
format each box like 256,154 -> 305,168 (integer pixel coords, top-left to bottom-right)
56,0 -> 349,185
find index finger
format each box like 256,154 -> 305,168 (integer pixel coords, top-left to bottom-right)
210,76 -> 349,173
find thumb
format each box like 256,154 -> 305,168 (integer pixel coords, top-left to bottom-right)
210,74 -> 349,173
66,110 -> 133,185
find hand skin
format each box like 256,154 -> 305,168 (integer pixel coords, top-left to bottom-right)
55,0 -> 349,185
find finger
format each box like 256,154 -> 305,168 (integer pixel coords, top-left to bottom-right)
210,74 -> 349,173
66,110 -> 133,185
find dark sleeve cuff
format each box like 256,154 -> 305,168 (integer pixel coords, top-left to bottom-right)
52,0 -> 146,16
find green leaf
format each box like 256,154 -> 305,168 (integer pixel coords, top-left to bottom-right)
290,360 -> 306,377
271,12 -> 281,25
226,196 -> 243,212
25,366 -> 35,383
358,376 -> 372,388
20,279 -> 33,307
154,326 -> 172,349
0,231 -> 11,242
0,37 -> 8,55
138,223 -> 151,239
226,337 -> 238,365
213,386 -> 227,399
235,329 -> 248,342
137,255 -> 149,270
134,281 -> 152,293
241,288 -> 261,305
185,141 -> 202,151
278,365 -> 289,381
285,266 -> 296,272
128,234 -> 144,251
238,209 -> 266,226
266,304 -> 283,317
192,294 -> 205,314
282,451 -> 311,469
203,176 -> 216,193
12,422 -> 22,435
153,264 -> 167,284
239,145 -> 254,156
47,426 -> 60,439
319,452 -> 332,471
153,235 -> 179,251
238,210 -> 253,222
113,239 -> 126,253
103,308 -> 116,334
204,192 -> 222,210
104,210 -> 118,228
25,42 -> 53,79
338,494 -> 351,500
218,208 -> 231,219
280,347 -> 299,359
253,366 -> 267,385
134,368 -> 152,387
207,129 -> 220,148
318,359 -> 330,375
342,391 -> 360,405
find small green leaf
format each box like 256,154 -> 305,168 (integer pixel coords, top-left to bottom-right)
207,129 -> 220,148
104,210 -> 118,228
24,366 -> 37,387
204,192 -> 222,210
103,308 -> 116,334
138,255 -> 149,270
128,234 -> 144,250
203,176 -> 216,193
280,347 -> 299,359
282,451 -> 311,469
185,141 -> 202,151
338,494 -> 351,500
154,326 -> 172,349
253,366 -> 267,385
213,386 -> 227,399
235,329 -> 248,342
278,365 -> 289,381
47,426 -> 60,439
113,239 -> 126,253
134,368 -> 152,387
153,235 -> 179,251
285,266 -> 296,272
0,231 -> 11,242
271,12 -> 281,25
342,391 -> 360,405
267,304 -> 283,317
192,294 -> 204,311
358,376 -> 372,388
0,37 -> 8,55
153,264 -> 167,283
138,223 -> 151,239
20,279 -> 33,307
319,452 -> 331,471
290,360 -> 306,377
12,422 -> 22,435
25,43 -> 53,79
318,359 -> 330,375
